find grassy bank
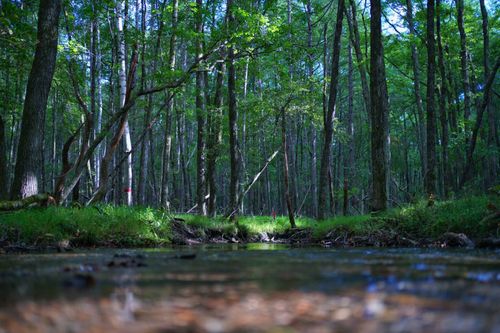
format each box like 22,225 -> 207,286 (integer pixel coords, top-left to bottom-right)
0,195 -> 499,248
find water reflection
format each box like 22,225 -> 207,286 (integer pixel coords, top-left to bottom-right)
0,246 -> 499,332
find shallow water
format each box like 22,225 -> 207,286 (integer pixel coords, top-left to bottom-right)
0,245 -> 499,332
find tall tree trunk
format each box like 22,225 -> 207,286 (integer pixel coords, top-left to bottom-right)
207,53 -> 226,217
318,0 -> 344,220
161,0 -> 179,210
195,0 -> 207,215
116,0 -> 133,206
11,0 -> 61,199
90,3 -> 99,191
406,0 -> 427,179
281,104 -> 296,228
138,0 -> 167,206
306,0 -> 318,218
436,0 -> 450,197
425,0 -> 437,196
346,0 -> 370,115
457,0 -> 471,144
369,0 -> 389,211
344,43 -> 354,216
0,115 -> 7,200
480,0 -> 497,186
227,0 -> 240,219
240,56 -> 249,214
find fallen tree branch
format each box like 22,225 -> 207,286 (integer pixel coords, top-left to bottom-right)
0,194 -> 55,211
226,148 -> 280,219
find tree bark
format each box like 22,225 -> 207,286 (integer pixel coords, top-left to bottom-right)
436,0 -> 450,197
116,0 -> 133,206
281,104 -> 296,228
457,0 -> 471,143
227,0 -> 240,220
480,0 -> 497,186
405,0 -> 427,179
161,0 -> 179,210
195,0 -> 207,216
306,0 -> 318,218
0,115 -> 7,200
318,0 -> 344,220
369,0 -> 389,211
344,42 -> 354,216
11,0 -> 61,199
425,0 -> 437,196
207,52 -> 226,217
346,0 -> 370,116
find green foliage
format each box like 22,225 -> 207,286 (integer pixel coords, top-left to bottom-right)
2,197 -> 496,248
381,195 -> 500,238
0,206 -> 170,247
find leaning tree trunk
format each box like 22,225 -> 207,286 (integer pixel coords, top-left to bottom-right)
11,0 -> 61,199
317,0 -> 344,220
369,0 -> 389,212
460,57 -> 500,186
425,0 -> 437,196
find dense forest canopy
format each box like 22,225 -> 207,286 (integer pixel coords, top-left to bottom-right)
0,0 -> 498,219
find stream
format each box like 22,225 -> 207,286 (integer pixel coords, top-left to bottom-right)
0,245 -> 499,332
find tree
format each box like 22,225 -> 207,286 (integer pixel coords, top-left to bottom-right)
457,0 -> 471,143
425,0 -> 437,196
227,0 -> 240,220
116,0 -> 133,206
161,0 -> 179,210
480,0 -> 497,186
436,0 -> 450,196
281,102 -> 296,228
11,0 -> 62,199
0,115 -> 7,200
318,0 -> 345,220
369,0 -> 389,211
195,0 -> 207,216
405,0 -> 427,179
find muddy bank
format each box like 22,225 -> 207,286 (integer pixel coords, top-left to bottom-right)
1,217 -> 499,254
169,218 -> 500,249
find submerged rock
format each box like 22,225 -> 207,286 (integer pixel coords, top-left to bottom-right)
62,273 -> 95,289
438,232 -> 474,248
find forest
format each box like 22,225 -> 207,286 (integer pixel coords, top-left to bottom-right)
1,1 -> 500,332
0,0 -> 499,220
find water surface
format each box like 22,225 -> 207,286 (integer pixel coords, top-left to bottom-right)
0,245 -> 499,332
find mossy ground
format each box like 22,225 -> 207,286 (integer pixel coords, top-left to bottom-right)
0,195 -> 498,248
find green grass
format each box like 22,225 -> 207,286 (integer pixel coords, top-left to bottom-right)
0,205 -> 171,247
380,195 -> 500,238
0,195 -> 498,248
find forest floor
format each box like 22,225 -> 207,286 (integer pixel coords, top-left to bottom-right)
1,195 -> 499,252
